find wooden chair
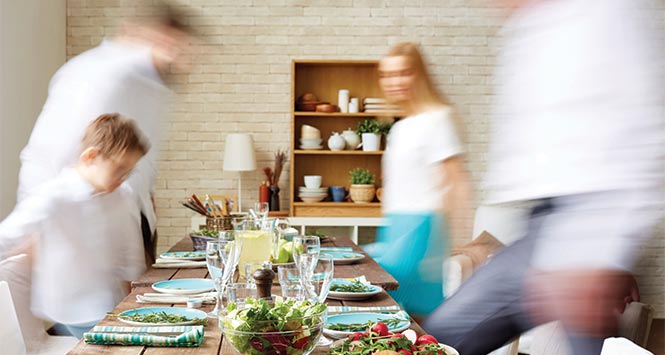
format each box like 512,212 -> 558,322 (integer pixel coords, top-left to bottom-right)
0,254 -> 78,354
0,281 -> 26,355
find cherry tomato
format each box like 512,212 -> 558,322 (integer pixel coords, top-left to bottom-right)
371,322 -> 390,336
415,334 -> 438,346
347,332 -> 364,341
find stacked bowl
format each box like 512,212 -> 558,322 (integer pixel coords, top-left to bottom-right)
298,175 -> 327,203
298,187 -> 328,203
300,125 -> 322,150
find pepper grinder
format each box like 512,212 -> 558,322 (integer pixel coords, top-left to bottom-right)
253,267 -> 275,300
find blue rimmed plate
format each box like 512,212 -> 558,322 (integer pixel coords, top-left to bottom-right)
323,312 -> 410,339
152,278 -> 214,295
327,279 -> 383,301
159,251 -> 206,261
117,307 -> 207,326
320,251 -> 365,265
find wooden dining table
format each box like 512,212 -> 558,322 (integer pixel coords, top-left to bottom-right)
67,236 -> 426,355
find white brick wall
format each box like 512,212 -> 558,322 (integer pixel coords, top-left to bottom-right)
66,0 -> 665,317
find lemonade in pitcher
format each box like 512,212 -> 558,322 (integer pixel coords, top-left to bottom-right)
236,230 -> 273,275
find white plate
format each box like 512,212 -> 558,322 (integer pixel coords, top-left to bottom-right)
324,312 -> 410,339
299,145 -> 323,150
327,280 -> 383,301
151,278 -> 214,295
321,251 -> 365,265
117,307 -> 207,326
159,251 -> 206,261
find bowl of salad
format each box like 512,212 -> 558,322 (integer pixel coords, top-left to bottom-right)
219,297 -> 327,355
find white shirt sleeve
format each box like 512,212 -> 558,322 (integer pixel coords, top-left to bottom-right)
0,192 -> 55,260
425,110 -> 464,165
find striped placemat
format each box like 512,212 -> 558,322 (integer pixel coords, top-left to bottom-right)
327,305 -> 402,314
83,325 -> 204,347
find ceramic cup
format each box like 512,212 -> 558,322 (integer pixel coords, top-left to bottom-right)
304,175 -> 322,188
330,186 -> 347,202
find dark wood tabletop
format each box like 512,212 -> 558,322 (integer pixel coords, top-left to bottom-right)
68,236 -> 415,355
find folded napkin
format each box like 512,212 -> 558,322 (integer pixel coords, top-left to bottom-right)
137,291 -> 216,304
152,258 -> 206,269
83,325 -> 204,347
328,305 -> 402,314
320,247 -> 353,252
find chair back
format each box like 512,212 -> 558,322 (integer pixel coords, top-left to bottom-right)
0,281 -> 27,355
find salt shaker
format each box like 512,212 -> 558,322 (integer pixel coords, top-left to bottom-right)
338,89 -> 349,113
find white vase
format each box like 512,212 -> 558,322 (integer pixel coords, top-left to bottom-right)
361,133 -> 381,151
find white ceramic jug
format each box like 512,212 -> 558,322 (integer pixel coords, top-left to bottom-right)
328,132 -> 346,151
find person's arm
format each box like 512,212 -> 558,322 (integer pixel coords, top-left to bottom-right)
0,193 -> 52,259
440,156 -> 473,240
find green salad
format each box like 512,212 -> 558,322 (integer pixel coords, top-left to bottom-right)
116,311 -> 207,326
329,280 -> 373,293
190,227 -> 218,238
219,298 -> 327,355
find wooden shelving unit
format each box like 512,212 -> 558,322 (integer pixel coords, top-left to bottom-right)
294,150 -> 384,156
289,60 -> 396,217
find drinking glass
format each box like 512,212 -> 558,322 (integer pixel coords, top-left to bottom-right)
227,282 -> 258,304
292,235 -> 321,302
205,233 -> 243,318
244,261 -> 272,284
277,264 -> 304,300
304,254 -> 334,303
253,202 -> 269,220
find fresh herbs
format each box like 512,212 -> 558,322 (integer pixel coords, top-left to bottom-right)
330,280 -> 373,293
328,324 -> 450,355
326,318 -> 403,332
115,311 -> 207,326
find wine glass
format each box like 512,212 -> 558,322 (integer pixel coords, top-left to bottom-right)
292,235 -> 322,310
292,235 -> 320,282
305,254 -> 334,303
253,202 -> 269,221
205,233 -> 243,318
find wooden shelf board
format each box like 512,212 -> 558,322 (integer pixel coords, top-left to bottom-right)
293,202 -> 381,207
294,150 -> 383,156
294,112 -> 402,117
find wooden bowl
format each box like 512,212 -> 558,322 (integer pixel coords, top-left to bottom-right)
316,104 -> 338,113
297,101 -> 326,112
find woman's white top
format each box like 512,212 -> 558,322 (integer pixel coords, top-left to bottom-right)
0,169 -> 146,324
382,108 -> 464,214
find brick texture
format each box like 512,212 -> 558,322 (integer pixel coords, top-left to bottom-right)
66,0 -> 664,317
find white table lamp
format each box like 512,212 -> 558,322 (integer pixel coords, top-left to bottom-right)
223,133 -> 257,212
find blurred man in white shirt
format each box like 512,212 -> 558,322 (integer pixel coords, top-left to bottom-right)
423,1 -> 663,354
17,3 -> 192,264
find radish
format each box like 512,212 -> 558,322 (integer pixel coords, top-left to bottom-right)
401,329 -> 417,343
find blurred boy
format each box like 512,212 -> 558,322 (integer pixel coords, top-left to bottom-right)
0,113 -> 149,338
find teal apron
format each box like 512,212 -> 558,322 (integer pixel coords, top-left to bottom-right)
364,213 -> 447,316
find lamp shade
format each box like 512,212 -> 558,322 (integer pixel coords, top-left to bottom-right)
223,133 -> 257,172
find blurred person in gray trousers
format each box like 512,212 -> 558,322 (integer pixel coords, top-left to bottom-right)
422,1 -> 664,354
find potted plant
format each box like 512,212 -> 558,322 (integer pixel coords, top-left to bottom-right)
355,119 -> 382,151
348,168 -> 376,203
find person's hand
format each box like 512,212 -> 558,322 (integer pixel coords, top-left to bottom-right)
524,269 -> 634,337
